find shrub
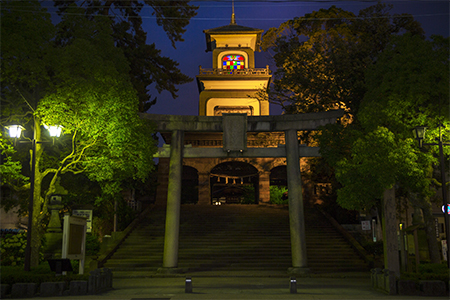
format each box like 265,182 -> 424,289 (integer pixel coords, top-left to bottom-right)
1,231 -> 45,267
1,264 -> 88,286
419,262 -> 448,275
401,262 -> 449,290
85,233 -> 100,256
270,185 -> 288,204
1,231 -> 27,266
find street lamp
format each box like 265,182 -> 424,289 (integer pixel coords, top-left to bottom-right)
44,124 -> 63,138
5,123 -> 62,271
413,125 -> 450,268
5,125 -> 25,138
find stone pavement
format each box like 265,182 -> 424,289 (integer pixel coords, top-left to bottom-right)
28,271 -> 446,300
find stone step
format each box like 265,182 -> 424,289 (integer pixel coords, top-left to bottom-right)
104,205 -> 369,274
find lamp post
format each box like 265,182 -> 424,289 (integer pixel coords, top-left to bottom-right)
413,125 -> 450,268
5,123 -> 62,271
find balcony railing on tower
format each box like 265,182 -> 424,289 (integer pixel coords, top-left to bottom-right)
198,66 -> 270,76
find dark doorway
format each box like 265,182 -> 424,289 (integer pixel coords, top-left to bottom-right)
270,165 -> 287,186
182,166 -> 198,204
210,161 -> 259,204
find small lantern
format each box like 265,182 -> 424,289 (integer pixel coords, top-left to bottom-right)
413,126 -> 427,148
5,125 -> 24,138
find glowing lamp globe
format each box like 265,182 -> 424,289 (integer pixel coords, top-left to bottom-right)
44,125 -> 63,137
5,125 -> 24,138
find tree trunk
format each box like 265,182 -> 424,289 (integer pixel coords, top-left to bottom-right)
382,187 -> 400,277
421,201 -> 441,264
30,119 -> 44,268
410,192 -> 442,264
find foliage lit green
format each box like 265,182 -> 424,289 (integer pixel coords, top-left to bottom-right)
270,185 -> 288,204
0,232 -> 44,266
333,34 -> 449,211
1,1 -> 157,267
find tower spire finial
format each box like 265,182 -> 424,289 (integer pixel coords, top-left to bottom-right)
230,0 -> 236,24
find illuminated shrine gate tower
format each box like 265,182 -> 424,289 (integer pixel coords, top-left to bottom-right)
156,15 -> 308,205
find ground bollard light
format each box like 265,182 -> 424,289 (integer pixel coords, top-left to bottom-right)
290,277 -> 297,294
185,276 -> 192,293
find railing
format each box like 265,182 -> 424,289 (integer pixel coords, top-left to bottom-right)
198,66 -> 270,76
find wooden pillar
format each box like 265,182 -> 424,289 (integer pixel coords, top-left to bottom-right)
160,130 -> 184,272
198,172 -> 211,205
259,171 -> 271,204
285,129 -> 309,273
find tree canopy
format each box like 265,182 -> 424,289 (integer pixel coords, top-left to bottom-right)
1,1 -> 157,267
262,3 -> 424,116
333,34 -> 449,211
54,0 -> 198,112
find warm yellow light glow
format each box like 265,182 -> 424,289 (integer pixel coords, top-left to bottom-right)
44,124 -> 63,137
5,125 -> 24,138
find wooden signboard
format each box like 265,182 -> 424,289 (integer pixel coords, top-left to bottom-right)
62,215 -> 87,274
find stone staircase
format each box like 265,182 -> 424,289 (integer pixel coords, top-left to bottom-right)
103,205 -> 369,277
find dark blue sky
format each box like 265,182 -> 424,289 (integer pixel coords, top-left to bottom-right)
142,0 -> 449,116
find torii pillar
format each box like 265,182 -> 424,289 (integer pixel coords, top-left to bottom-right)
285,129 -> 309,273
145,110 -> 344,274
159,130 -> 184,273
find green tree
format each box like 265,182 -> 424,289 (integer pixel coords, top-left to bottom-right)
54,0 -> 198,112
331,34 -> 449,264
262,3 -> 424,116
1,2 -> 156,267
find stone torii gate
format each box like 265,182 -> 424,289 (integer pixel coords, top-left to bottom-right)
140,109 -> 344,274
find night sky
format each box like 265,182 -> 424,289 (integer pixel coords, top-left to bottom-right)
141,0 -> 449,116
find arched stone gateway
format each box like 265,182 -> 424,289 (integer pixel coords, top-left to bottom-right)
142,110 -> 344,275
210,161 -> 259,204
270,165 -> 287,187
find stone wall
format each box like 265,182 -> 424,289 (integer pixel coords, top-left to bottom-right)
1,268 -> 112,298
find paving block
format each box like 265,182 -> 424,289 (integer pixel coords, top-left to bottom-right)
39,281 -> 67,297
11,283 -> 37,298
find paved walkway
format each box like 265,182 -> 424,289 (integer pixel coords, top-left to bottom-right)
29,271 -> 446,300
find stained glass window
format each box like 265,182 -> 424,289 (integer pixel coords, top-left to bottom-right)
222,55 -> 245,70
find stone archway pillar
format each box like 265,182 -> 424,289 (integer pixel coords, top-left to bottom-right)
198,172 -> 211,205
259,171 -> 271,204
285,129 -> 309,273
160,130 -> 184,272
